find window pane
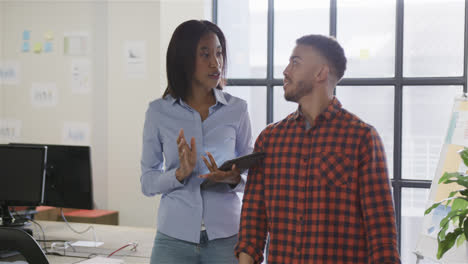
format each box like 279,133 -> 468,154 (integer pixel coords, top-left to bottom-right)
223,86 -> 267,140
337,0 -> 395,77
403,0 -> 464,77
402,188 -> 430,264
336,86 -> 394,178
218,0 -> 268,78
273,86 -> 298,123
402,86 -> 461,180
274,0 -> 329,78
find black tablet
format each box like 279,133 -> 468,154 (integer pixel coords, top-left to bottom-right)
200,152 -> 266,189
218,152 -> 266,172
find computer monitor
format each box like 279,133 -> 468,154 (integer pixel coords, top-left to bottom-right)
10,143 -> 94,210
0,145 -> 47,227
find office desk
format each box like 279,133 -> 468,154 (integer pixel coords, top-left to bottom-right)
34,220 -> 155,264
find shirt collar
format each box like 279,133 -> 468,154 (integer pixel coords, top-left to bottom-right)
164,88 -> 228,106
213,88 -> 228,105
292,97 -> 342,124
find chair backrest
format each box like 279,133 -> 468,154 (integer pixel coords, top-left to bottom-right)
0,227 -> 49,264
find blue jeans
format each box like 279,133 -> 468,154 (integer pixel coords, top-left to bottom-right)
150,230 -> 238,264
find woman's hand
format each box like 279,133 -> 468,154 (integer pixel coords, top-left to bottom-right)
200,152 -> 241,185
175,129 -> 197,182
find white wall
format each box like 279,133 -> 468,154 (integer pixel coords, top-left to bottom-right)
107,0 -> 208,228
107,1 -> 161,228
158,0 -> 210,94
0,0 -> 209,228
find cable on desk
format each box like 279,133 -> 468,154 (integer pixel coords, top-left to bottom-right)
37,239 -> 68,242
8,209 -> 48,254
30,219 -> 47,253
51,241 -> 76,253
107,242 -> 138,257
60,208 -> 99,245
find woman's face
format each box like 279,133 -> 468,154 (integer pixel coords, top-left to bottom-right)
191,32 -> 223,92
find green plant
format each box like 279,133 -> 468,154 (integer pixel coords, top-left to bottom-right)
425,148 -> 468,259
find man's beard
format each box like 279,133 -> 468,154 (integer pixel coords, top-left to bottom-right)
284,80 -> 313,103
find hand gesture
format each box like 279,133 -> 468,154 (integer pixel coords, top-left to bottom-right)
200,152 -> 241,185
175,129 -> 197,182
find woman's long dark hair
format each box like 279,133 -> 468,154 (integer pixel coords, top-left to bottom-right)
163,20 -> 227,100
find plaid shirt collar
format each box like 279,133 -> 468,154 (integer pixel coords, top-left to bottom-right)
291,97 -> 342,126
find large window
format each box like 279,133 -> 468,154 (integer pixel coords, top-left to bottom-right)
215,0 -> 467,263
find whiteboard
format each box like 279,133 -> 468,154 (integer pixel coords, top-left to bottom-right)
414,97 -> 468,263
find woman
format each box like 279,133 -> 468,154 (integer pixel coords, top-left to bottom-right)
140,20 -> 253,264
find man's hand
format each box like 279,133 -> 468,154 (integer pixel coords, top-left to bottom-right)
175,129 -> 197,182
199,152 -> 241,185
239,252 -> 254,264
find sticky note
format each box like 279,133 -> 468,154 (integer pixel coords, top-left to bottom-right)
44,31 -> 54,40
33,43 -> 42,53
44,42 -> 53,53
458,101 -> 468,111
22,42 -> 30,52
359,49 -> 370,59
23,30 -> 30,40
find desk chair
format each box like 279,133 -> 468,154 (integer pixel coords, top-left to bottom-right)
0,227 -> 49,264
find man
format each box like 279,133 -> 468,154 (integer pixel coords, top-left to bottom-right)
235,35 -> 400,264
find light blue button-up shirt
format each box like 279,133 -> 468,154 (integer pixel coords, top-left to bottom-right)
141,88 -> 253,243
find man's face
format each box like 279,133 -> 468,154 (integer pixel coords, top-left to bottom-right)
283,44 -> 327,102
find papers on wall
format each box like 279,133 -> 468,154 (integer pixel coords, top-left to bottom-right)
0,119 -> 22,143
124,41 -> 146,79
44,31 -> 54,41
0,61 -> 20,85
33,42 -> 42,53
31,82 -> 58,107
44,42 -> 53,53
62,122 -> 90,145
64,32 -> 89,56
22,30 -> 30,41
22,42 -> 30,52
71,59 -> 92,94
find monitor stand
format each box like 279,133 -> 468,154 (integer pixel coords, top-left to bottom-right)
0,204 -> 33,236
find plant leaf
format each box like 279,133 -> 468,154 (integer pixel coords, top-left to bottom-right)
439,223 -> 449,241
440,209 -> 468,228
448,190 -> 459,198
458,215 -> 466,228
465,218 -> 468,243
452,199 -> 468,211
456,233 -> 466,247
439,170 -> 468,188
460,148 -> 468,167
439,172 -> 459,184
425,202 -> 442,215
437,228 -> 463,259
461,189 -> 468,196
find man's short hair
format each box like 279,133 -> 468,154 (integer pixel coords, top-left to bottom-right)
296,34 -> 347,80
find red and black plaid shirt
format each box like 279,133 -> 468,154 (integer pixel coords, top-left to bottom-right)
235,98 -> 400,264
